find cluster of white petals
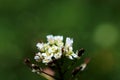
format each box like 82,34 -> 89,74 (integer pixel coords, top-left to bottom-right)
34,35 -> 79,64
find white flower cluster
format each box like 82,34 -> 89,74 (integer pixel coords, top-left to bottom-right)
34,35 -> 79,64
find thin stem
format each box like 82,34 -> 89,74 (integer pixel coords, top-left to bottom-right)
24,58 -> 59,80
56,61 -> 64,80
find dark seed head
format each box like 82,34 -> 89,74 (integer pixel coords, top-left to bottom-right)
78,48 -> 85,57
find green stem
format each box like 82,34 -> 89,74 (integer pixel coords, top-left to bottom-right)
56,61 -> 64,80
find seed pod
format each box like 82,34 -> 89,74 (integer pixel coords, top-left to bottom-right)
78,48 -> 85,57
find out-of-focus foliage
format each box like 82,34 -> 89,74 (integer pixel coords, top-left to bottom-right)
0,0 -> 120,80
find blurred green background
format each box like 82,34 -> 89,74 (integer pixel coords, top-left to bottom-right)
0,0 -> 120,80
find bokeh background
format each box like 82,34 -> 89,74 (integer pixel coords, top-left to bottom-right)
0,0 -> 120,80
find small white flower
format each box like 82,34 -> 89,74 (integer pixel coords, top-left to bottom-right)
65,37 -> 73,47
64,37 -> 79,59
48,45 -> 58,53
54,52 -> 62,59
65,51 -> 78,60
41,52 -> 53,64
36,43 -> 44,51
56,42 -> 64,47
37,52 -> 43,57
69,55 -> 73,60
44,43 -> 50,51
47,35 -> 54,44
42,57 -> 52,64
41,53 -> 46,57
34,52 -> 43,62
65,51 -> 73,59
42,53 -> 53,58
54,36 -> 63,42
34,55 -> 40,61
47,35 -> 54,40
48,48 -> 53,53
71,53 -> 78,58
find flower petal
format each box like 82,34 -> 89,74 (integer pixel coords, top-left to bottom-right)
65,37 -> 73,47
36,43 -> 44,49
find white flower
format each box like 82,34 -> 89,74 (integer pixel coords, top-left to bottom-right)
34,35 -> 79,64
47,35 -> 54,40
71,53 -> 78,58
68,53 -> 78,60
48,45 -> 58,53
56,42 -> 64,47
42,59 -> 51,64
34,56 -> 40,61
65,52 -> 74,60
64,38 -> 73,53
36,43 -> 44,49
42,53 -> 53,58
54,53 -> 62,59
63,37 -> 79,59
47,35 -> 54,44
47,35 -> 64,47
68,55 -> 73,60
54,49 -> 62,59
65,37 -> 73,47
34,52 -> 43,62
43,43 -> 50,51
36,43 -> 44,51
48,48 -> 53,53
54,36 -> 63,42
64,47 -> 78,60
42,57 -> 52,64
41,52 -> 53,64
